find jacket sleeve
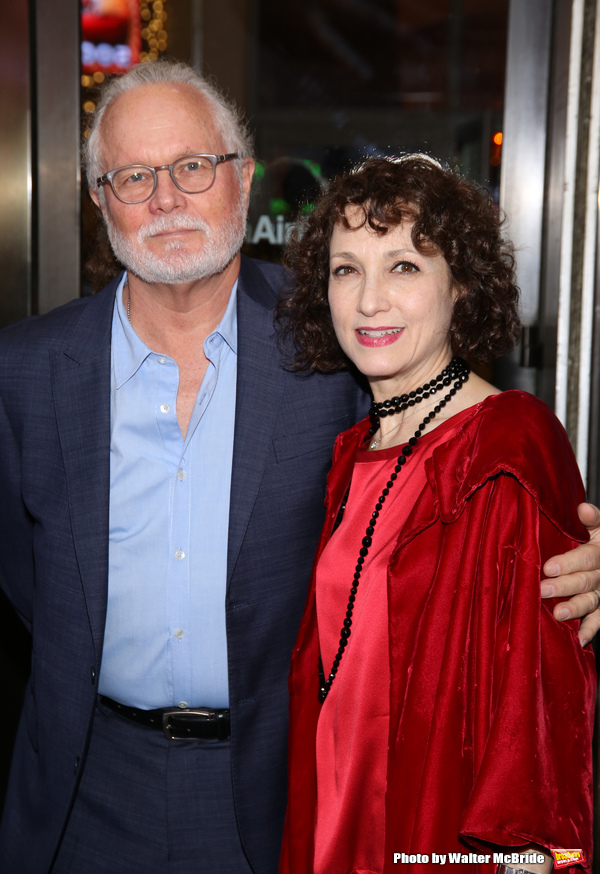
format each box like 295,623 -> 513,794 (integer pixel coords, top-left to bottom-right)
0,392 -> 34,632
459,474 -> 595,868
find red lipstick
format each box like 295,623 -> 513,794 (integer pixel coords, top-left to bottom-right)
355,327 -> 404,347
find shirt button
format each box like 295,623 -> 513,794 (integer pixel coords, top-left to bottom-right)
174,628 -> 184,639
177,469 -> 186,481
178,701 -> 188,709
175,548 -> 185,561
160,403 -> 170,414
158,356 -> 167,364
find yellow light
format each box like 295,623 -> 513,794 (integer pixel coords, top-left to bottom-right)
492,131 -> 503,146
81,75 -> 92,87
93,71 -> 105,83
83,101 -> 96,113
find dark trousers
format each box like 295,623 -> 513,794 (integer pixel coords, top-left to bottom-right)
51,699 -> 255,874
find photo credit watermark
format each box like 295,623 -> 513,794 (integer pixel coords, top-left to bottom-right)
551,850 -> 586,869
393,853 -> 548,866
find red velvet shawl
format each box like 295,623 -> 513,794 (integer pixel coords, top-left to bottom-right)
279,391 -> 595,874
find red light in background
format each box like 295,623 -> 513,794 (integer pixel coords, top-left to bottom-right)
81,0 -> 141,74
490,131 -> 503,167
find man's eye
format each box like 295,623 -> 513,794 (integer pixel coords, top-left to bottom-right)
121,170 -> 151,185
178,159 -> 211,175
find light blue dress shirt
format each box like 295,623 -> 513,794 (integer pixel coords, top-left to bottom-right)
98,274 -> 237,709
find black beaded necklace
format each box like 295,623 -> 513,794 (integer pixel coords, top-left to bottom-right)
318,357 -> 470,703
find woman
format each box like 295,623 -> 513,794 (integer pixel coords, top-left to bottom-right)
277,156 -> 595,874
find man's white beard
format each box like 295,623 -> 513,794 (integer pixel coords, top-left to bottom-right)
105,200 -> 247,284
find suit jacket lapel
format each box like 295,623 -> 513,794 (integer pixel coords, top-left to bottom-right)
50,279 -> 119,657
227,258 -> 286,586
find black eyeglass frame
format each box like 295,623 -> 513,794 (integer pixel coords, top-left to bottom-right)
96,153 -> 240,204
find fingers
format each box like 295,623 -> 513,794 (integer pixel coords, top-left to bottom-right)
543,589 -> 600,647
577,600 -> 600,647
577,500 -> 600,529
543,540 -> 600,580
541,569 -> 600,602
539,502 -> 600,645
549,588 -> 600,618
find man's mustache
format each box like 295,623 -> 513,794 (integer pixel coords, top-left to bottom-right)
137,215 -> 210,240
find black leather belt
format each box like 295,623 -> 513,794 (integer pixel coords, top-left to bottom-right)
99,695 -> 230,742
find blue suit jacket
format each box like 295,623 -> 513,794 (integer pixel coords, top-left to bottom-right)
0,256 -> 366,873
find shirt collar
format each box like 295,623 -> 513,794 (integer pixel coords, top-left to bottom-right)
112,273 -> 239,389
213,278 -> 238,356
113,273 -> 151,389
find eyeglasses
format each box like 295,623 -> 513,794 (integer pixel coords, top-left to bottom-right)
96,153 -> 240,204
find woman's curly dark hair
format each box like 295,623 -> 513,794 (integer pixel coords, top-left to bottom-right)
277,155 -> 520,371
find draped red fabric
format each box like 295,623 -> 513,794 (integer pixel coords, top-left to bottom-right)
279,391 -> 595,874
314,412 -> 473,874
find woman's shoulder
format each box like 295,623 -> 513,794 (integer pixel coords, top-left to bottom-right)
429,390 -> 586,535
332,390 -> 567,467
468,390 -> 578,464
442,387 -> 571,449
473,388 -> 566,432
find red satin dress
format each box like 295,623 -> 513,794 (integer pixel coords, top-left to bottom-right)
315,413 -> 471,874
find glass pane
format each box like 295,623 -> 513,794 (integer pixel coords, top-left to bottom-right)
243,0 -> 509,261
80,0 -> 510,279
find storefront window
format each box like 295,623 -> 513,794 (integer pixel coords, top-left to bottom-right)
80,0 -> 510,281
244,0 -> 509,258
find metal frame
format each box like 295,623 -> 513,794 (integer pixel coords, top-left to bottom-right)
34,0 -> 81,313
575,0 -> 600,476
495,0 -> 554,395
0,0 -> 32,327
499,0 -> 553,329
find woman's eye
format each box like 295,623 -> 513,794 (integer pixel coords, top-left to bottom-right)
393,261 -> 419,274
332,265 -> 356,276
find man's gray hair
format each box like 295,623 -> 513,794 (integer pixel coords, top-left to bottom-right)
84,59 -> 254,191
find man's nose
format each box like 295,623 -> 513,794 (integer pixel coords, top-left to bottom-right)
148,168 -> 187,212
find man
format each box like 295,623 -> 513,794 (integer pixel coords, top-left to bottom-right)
0,60 -> 598,874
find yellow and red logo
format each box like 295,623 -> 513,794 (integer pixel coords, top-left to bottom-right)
551,849 -> 585,869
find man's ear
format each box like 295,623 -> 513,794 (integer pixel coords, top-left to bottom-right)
89,187 -> 104,214
241,158 -> 255,211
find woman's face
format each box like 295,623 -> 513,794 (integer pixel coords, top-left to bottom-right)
328,211 -> 456,401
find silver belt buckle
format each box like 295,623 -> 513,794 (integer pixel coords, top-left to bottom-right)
162,708 -> 215,741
